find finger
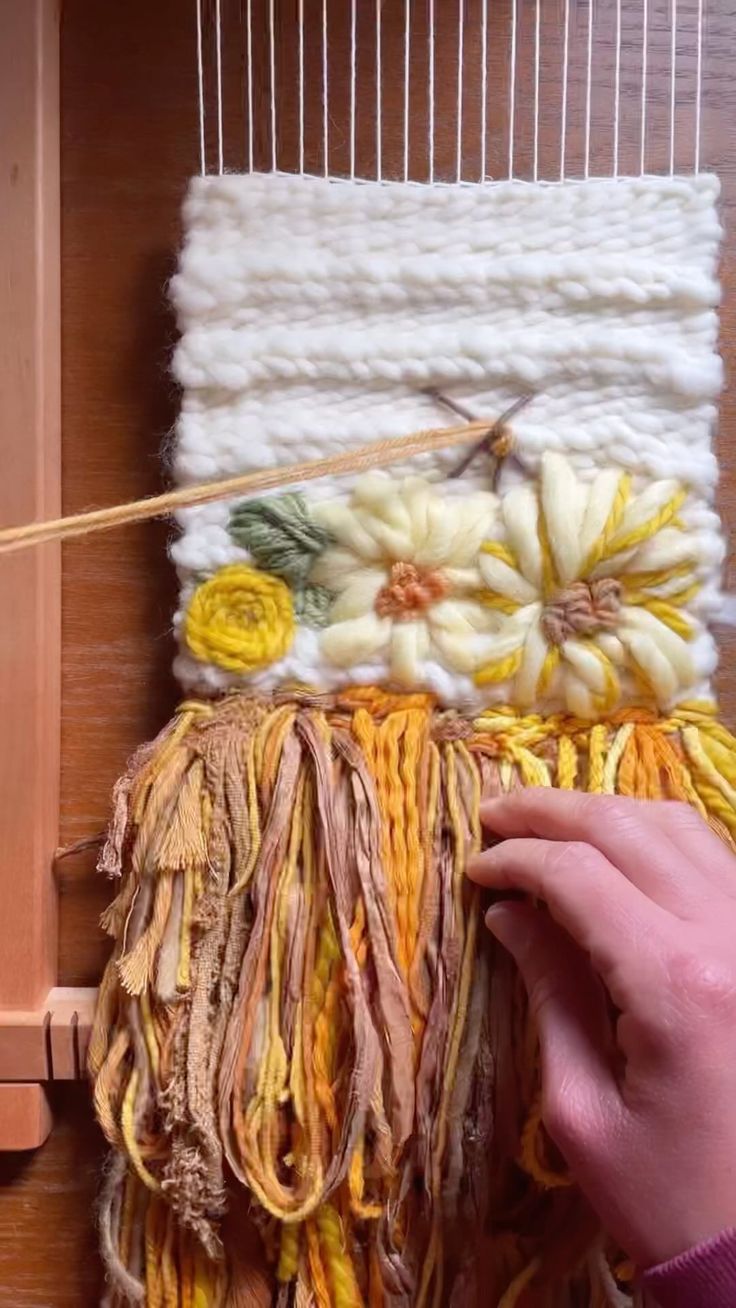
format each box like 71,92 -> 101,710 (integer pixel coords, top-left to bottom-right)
479,789 -> 705,917
469,836 -> 668,1010
641,801 -> 736,901
485,902 -> 620,1157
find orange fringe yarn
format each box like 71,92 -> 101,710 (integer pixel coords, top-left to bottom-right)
89,691 -> 736,1307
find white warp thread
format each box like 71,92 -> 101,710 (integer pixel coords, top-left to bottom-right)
169,172 -> 724,707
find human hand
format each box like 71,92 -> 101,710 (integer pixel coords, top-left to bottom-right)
466,790 -> 736,1270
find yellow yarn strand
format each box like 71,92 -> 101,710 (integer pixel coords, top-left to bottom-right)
660,581 -> 702,606
312,913 -> 341,1130
348,1137 -> 383,1221
700,729 -> 736,788
557,735 -> 578,789
508,741 -> 552,787
403,711 -> 427,979
121,1069 -> 161,1193
620,562 -> 694,592
316,1204 -> 364,1308
588,723 -> 608,793
625,591 -> 694,639
306,1220 -> 333,1308
602,723 -> 635,792
161,1207 -> 180,1308
92,1027 -> 129,1147
278,1222 -> 301,1283
140,987 -> 160,1081
477,589 -> 522,615
145,1198 -> 166,1308
537,644 -> 560,697
479,540 -> 519,568
682,726 -> 736,835
584,472 -> 632,574
602,487 -> 687,560
475,645 -> 524,687
192,1248 -> 221,1308
381,710 -> 413,977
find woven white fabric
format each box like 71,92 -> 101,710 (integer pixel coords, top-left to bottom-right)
169,172 -> 723,710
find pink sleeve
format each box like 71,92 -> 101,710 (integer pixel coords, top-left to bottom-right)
641,1228 -> 736,1308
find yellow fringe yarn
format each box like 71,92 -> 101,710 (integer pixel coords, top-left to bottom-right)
316,1204 -> 364,1308
91,689 -> 736,1307
120,1068 -> 160,1193
277,1221 -> 301,1282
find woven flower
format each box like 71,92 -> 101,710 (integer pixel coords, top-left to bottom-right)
475,453 -> 700,716
311,474 -> 498,686
184,564 -> 295,673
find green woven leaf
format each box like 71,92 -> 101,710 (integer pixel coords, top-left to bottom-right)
228,492 -> 335,627
228,493 -> 332,591
294,584 -> 334,628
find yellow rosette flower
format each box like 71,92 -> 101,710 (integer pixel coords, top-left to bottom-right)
184,563 -> 295,673
475,452 -> 701,717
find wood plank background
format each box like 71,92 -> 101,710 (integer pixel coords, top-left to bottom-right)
1,1 -> 735,1301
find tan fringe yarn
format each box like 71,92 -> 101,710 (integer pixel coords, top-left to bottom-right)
90,690 -> 736,1306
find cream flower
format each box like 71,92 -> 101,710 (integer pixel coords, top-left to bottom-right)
475,452 -> 701,717
311,474 -> 498,686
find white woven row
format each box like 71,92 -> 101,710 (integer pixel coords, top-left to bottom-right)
169,172 -> 723,708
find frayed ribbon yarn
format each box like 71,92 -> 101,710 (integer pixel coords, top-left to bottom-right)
90,689 -> 736,1307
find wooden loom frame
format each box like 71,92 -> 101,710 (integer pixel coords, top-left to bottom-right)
0,0 -> 95,1151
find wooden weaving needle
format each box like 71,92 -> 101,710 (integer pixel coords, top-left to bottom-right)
423,389 -> 535,483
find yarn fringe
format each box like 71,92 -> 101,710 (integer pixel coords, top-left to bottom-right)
90,689 -> 736,1307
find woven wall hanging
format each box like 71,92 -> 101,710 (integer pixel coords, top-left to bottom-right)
89,168 -> 736,1306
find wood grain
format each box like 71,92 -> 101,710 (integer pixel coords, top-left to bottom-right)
0,1085 -> 52,1152
5,0 -> 735,1301
0,1086 -> 104,1306
0,0 -> 60,1011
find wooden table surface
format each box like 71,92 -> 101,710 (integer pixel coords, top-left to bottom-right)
1,1 -> 735,1301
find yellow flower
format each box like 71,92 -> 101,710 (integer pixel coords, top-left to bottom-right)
184,564 -> 295,673
475,452 -> 701,717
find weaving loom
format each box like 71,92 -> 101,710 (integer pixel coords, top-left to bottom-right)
71,3 -> 736,1305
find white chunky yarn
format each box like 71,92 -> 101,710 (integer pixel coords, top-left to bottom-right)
169,172 -> 724,708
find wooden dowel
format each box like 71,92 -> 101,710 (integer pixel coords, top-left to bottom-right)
0,417 -> 497,556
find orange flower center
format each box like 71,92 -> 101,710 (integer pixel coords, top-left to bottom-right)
374,562 -> 449,622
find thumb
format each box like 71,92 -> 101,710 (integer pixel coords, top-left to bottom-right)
485,901 -> 617,1131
